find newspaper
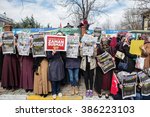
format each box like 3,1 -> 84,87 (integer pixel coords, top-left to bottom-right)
17,32 -> 30,56
81,34 -> 98,56
32,34 -> 46,57
138,71 -> 150,96
2,31 -> 16,54
66,35 -> 79,58
97,51 -> 116,74
122,73 -> 137,99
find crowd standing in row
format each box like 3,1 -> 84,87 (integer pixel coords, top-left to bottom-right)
0,26 -> 150,100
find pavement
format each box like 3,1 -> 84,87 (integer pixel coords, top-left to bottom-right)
0,78 -> 113,100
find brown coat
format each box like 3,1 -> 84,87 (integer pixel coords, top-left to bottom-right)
34,59 -> 51,95
142,43 -> 150,69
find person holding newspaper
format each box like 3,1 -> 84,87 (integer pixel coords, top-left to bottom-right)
95,37 -> 115,99
47,48 -> 64,100
80,41 -> 97,97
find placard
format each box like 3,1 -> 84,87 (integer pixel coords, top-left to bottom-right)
129,40 -> 144,56
66,35 -> 79,58
45,35 -> 67,51
2,31 -> 16,54
32,34 -> 46,57
17,32 -> 30,56
97,51 -> 116,74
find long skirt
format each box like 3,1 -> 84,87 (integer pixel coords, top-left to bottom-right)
94,66 -> 113,94
0,50 -> 3,80
34,59 -> 51,95
19,56 -> 33,90
1,54 -> 20,89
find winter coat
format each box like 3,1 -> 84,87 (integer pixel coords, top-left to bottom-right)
47,51 -> 64,81
80,47 -> 97,71
123,44 -> 137,73
141,42 -> 150,69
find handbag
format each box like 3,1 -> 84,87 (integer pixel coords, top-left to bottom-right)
118,57 -> 128,71
135,57 -> 145,70
115,51 -> 125,60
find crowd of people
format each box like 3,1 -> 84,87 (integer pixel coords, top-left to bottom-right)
0,26 -> 150,100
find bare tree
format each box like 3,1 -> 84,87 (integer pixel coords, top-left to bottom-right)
132,0 -> 150,13
121,8 -> 142,30
58,0 -> 119,25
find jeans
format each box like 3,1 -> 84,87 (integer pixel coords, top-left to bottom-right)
68,68 -> 79,86
51,81 -> 60,95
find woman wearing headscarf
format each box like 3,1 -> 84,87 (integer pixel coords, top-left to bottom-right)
1,26 -> 20,89
19,35 -> 34,92
47,48 -> 65,99
121,38 -> 137,73
141,37 -> 150,100
33,57 -> 51,97
94,37 -> 114,99
110,36 -> 117,57
80,41 -> 97,97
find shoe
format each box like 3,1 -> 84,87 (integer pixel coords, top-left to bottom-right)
74,86 -> 79,95
105,94 -> 109,99
86,90 -> 90,97
58,93 -> 62,97
71,86 -> 75,95
43,94 -> 48,98
98,94 -> 102,98
52,94 -> 57,100
89,90 -> 93,97
40,94 -> 43,97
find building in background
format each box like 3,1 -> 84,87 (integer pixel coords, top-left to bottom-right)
142,10 -> 150,30
0,13 -> 13,27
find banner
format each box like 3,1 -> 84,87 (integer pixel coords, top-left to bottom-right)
32,34 -> 46,57
2,31 -> 16,54
129,40 -> 144,56
81,34 -> 98,56
17,32 -> 30,56
45,35 -> 67,51
97,51 -> 116,74
49,28 -> 81,36
138,71 -> 150,96
122,73 -> 137,99
66,35 -> 79,58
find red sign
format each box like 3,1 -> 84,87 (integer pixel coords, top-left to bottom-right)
45,35 -> 67,51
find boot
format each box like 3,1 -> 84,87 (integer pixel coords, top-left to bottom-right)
74,86 -> 79,95
71,86 -> 75,95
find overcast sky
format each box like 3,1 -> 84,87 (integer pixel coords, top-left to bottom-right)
0,0 -> 135,29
